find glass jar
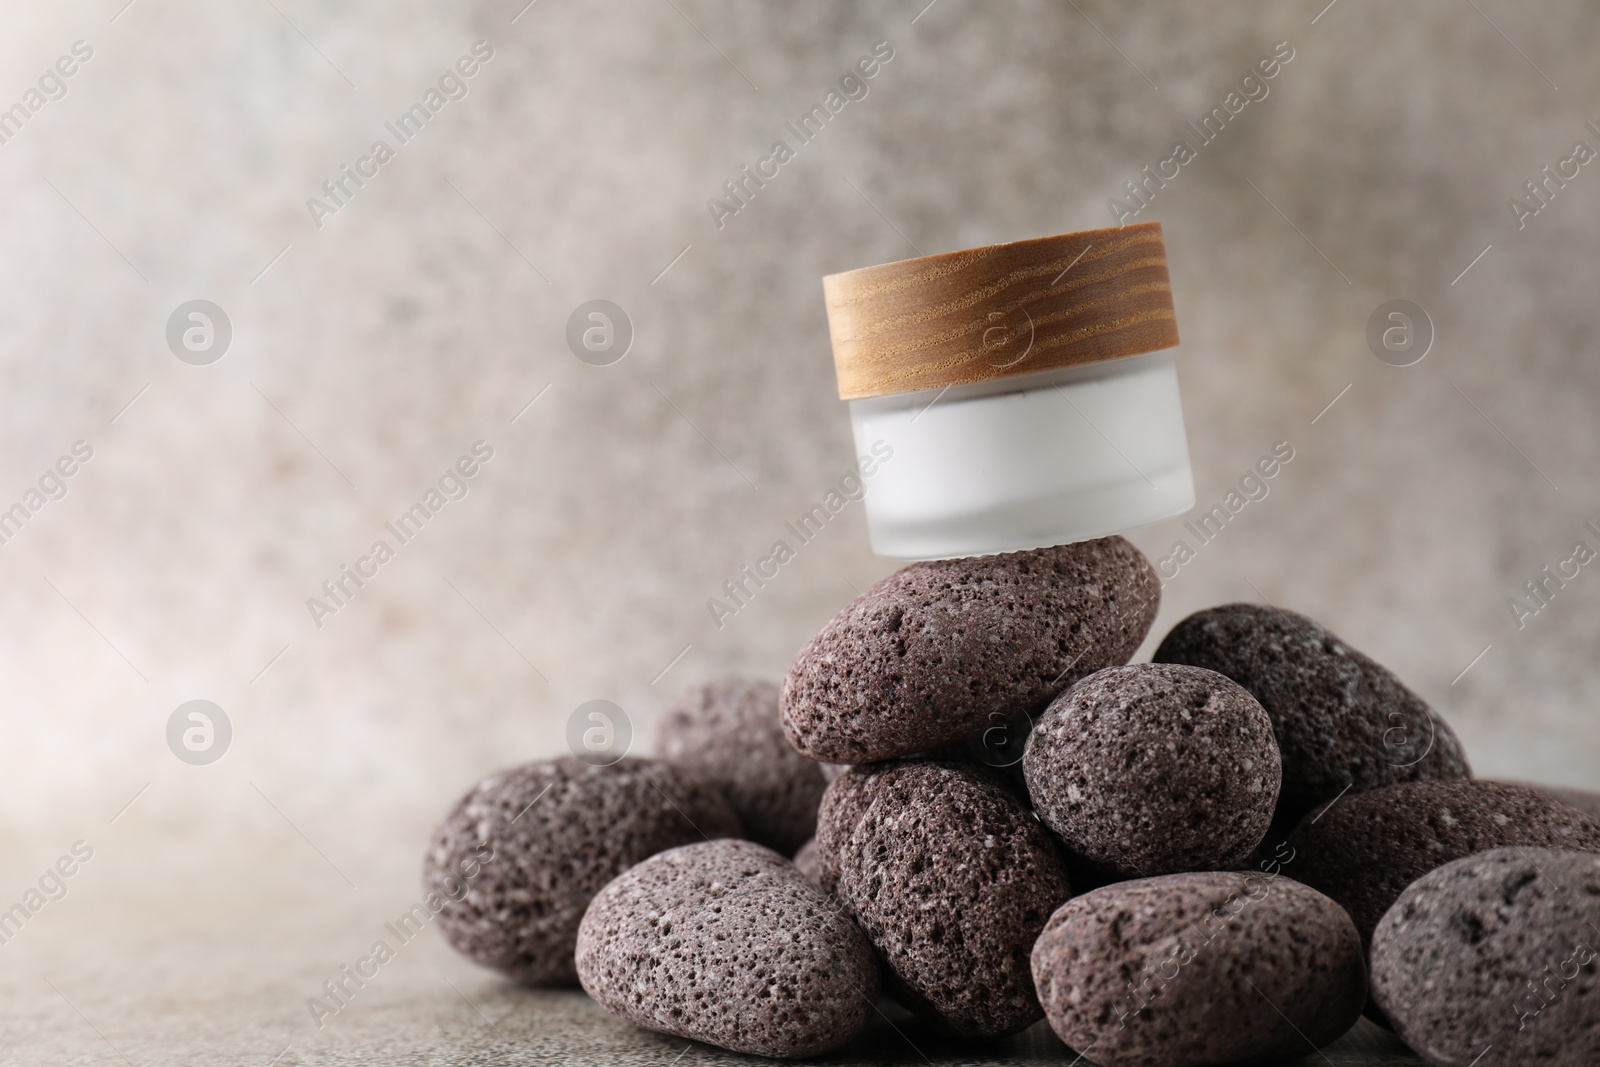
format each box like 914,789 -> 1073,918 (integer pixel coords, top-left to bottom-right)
823,223 -> 1195,560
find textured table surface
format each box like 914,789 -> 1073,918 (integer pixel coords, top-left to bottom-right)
266,992 -> 1428,1066
6,982 -> 1430,1067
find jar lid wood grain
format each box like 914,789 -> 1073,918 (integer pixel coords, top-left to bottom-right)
823,222 -> 1180,400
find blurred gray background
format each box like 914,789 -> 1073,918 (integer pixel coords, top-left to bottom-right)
0,0 -> 1596,1062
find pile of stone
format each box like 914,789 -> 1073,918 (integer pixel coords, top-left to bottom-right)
424,538 -> 1600,1067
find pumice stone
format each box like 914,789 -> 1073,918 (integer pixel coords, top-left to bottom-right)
812,758 -> 1031,895
1154,602 -> 1469,828
1286,778 -> 1600,948
1032,871 -> 1366,1067
575,839 -> 879,1059
1370,847 -> 1600,1067
1024,663 -> 1281,878
655,676 -> 827,856
834,761 -> 1072,1038
809,764 -> 888,895
782,537 -> 1160,763
1513,780 -> 1600,821
791,837 -> 823,887
422,757 -> 740,985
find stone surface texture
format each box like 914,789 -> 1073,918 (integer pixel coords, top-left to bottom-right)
782,539 -> 1160,763
655,676 -> 827,855
1286,778 -> 1600,947
575,840 -> 879,1058
1034,871 -> 1367,1067
1517,781 -> 1600,821
1155,604 -> 1470,827
834,761 -> 1072,1038
1371,848 -> 1600,1067
1024,663 -> 1280,877
423,757 -> 740,984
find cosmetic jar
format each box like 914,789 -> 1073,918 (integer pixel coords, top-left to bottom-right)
822,222 -> 1195,560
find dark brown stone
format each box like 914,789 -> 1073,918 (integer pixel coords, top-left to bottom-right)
1370,847 -> 1600,1067
1287,778 -> 1600,948
1033,871 -> 1366,1067
1509,780 -> 1600,821
781,538 -> 1160,763
792,837 -> 823,888
655,676 -> 827,855
422,757 -> 740,985
835,761 -> 1072,1038
1024,663 -> 1280,877
1154,603 -> 1469,827
575,839 -> 879,1059
810,764 -> 887,896
812,757 -> 1026,896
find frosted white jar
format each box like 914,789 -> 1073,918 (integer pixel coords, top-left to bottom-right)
850,350 -> 1194,559
824,222 -> 1193,560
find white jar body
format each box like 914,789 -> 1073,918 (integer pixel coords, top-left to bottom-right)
848,350 -> 1194,560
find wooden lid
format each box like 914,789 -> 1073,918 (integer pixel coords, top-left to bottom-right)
823,222 -> 1179,400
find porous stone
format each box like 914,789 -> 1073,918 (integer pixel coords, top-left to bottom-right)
782,538 -> 1160,763
811,757 -> 1024,896
1033,871 -> 1366,1067
1154,603 -> 1469,827
1513,780 -> 1600,821
422,757 -> 741,985
1371,847 -> 1600,1067
1287,778 -> 1600,948
810,764 -> 888,896
655,676 -> 828,855
574,839 -> 879,1059
835,761 -> 1072,1038
1023,663 -> 1280,877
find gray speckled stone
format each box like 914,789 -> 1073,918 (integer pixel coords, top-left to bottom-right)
811,757 -> 1025,896
781,538 -> 1160,763
1287,779 -> 1600,948
810,764 -> 888,896
1154,604 -> 1470,828
655,676 -> 828,855
835,761 -> 1072,1038
1023,663 -> 1280,877
575,839 -> 879,1058
1033,871 -> 1366,1067
423,757 -> 741,985
1371,847 -> 1600,1067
